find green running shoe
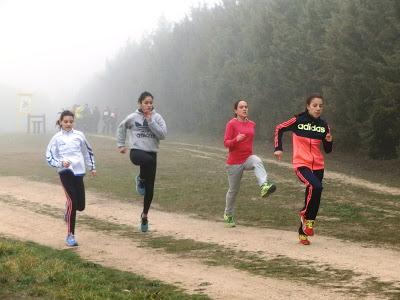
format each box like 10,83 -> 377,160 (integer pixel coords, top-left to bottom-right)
260,182 -> 276,198
223,214 -> 236,227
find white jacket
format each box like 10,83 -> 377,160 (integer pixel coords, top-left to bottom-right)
46,129 -> 95,175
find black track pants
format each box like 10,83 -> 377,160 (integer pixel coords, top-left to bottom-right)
130,149 -> 157,214
60,170 -> 85,235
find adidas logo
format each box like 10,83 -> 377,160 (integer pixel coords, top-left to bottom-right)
135,120 -> 148,130
297,123 -> 325,133
134,119 -> 155,138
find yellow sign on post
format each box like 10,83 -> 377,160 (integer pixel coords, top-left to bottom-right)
16,93 -> 33,131
19,93 -> 32,113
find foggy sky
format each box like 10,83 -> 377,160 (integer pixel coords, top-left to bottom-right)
0,0 -> 220,105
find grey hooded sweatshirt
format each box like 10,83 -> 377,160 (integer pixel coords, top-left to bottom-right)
117,109 -> 167,152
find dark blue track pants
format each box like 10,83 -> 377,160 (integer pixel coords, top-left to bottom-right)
295,167 -> 324,234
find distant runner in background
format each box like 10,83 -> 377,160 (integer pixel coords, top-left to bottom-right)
46,110 -> 96,247
102,106 -> 111,135
117,91 -> 167,232
223,99 -> 276,228
274,93 -> 333,245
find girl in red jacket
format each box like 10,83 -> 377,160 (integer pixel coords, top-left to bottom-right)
224,99 -> 276,227
274,94 -> 333,245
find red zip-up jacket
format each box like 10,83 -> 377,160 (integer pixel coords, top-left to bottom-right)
224,118 -> 255,165
274,111 -> 332,170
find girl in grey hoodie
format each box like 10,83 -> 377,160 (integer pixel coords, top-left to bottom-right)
117,91 -> 167,232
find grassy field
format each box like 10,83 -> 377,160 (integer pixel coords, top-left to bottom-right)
0,133 -> 399,298
0,236 -> 208,300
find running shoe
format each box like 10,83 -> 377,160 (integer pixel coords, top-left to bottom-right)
300,214 -> 315,236
299,234 -> 310,245
140,214 -> 149,232
260,181 -> 276,198
223,213 -> 236,227
135,175 -> 145,196
65,234 -> 78,247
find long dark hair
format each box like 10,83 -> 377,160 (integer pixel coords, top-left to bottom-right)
138,91 -> 154,103
56,110 -> 74,128
233,99 -> 247,117
306,93 -> 323,106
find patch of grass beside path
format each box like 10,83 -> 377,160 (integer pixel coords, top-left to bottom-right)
0,236 -> 208,300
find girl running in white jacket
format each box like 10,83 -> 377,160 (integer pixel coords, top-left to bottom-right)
46,110 -> 96,247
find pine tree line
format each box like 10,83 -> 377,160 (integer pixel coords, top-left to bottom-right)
77,0 -> 400,159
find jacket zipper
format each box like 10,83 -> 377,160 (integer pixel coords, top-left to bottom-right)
310,138 -> 314,169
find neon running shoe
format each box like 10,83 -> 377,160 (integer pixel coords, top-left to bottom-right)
140,214 -> 149,232
299,234 -> 310,245
300,215 -> 315,236
260,182 -> 276,198
135,175 -> 145,196
223,214 -> 236,227
65,234 -> 78,247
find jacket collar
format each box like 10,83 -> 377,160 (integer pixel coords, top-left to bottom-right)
61,128 -> 74,134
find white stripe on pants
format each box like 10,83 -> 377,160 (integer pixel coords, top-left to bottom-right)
225,155 -> 267,215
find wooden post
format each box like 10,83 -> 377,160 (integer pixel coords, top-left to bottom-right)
27,114 -> 31,133
43,114 -> 46,134
27,114 -> 46,134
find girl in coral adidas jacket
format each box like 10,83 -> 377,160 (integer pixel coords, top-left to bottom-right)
274,94 -> 333,245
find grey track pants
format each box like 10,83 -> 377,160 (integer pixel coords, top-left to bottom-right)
224,155 -> 268,215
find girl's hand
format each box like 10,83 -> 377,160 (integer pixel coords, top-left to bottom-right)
91,170 -> 97,177
274,150 -> 283,161
143,110 -> 153,121
236,133 -> 246,142
62,160 -> 71,168
325,133 -> 333,142
118,147 -> 127,154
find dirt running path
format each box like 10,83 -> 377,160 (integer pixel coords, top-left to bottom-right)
0,178 -> 351,300
1,176 -> 399,289
167,142 -> 400,196
1,204 -> 337,300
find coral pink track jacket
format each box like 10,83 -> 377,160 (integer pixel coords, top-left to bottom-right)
224,118 -> 256,165
274,111 -> 332,170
